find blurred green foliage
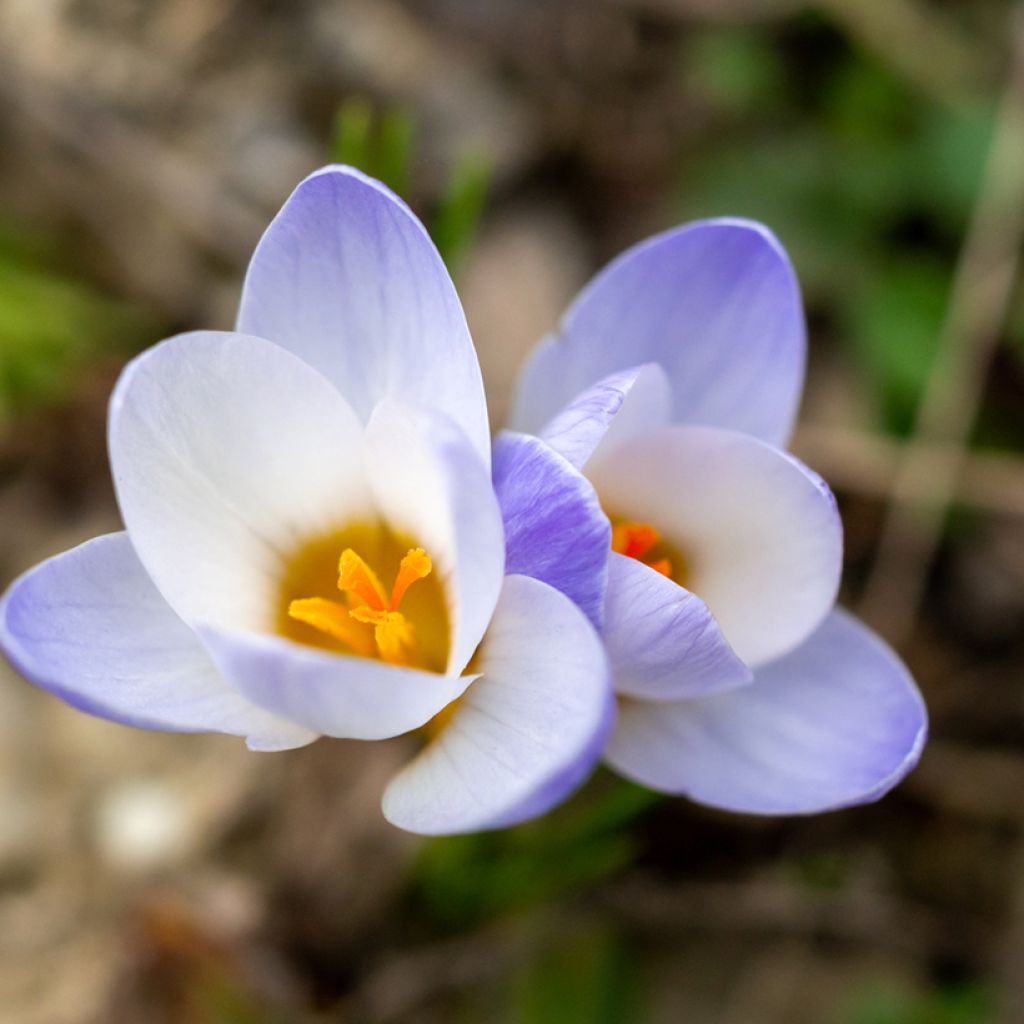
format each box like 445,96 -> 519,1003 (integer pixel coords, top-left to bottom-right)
842,982 -> 996,1024
510,923 -> 643,1024
413,777 -> 659,929
0,226 -> 149,428
680,20 -> 998,435
331,97 -> 492,279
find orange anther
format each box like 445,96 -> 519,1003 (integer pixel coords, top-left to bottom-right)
288,597 -> 376,656
337,549 -> 388,610
611,521 -> 660,561
390,548 -> 432,610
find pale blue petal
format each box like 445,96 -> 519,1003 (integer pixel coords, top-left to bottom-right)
605,610 -> 927,813
0,533 -> 316,750
382,575 -> 614,835
511,219 -> 805,447
492,431 -> 609,631
237,165 -> 490,465
537,363 -> 671,470
604,553 -> 752,701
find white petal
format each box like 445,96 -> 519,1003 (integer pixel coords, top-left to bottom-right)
199,626 -> 476,741
1,533 -> 316,750
109,331 -> 373,631
587,426 -> 842,666
364,400 -> 505,675
237,165 -> 490,464
382,575 -> 613,835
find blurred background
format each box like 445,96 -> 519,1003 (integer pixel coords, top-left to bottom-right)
1,1 -> 1023,1021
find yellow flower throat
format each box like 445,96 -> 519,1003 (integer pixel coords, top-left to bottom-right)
277,525 -> 448,670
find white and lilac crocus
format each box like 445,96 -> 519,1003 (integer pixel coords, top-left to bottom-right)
503,220 -> 928,815
0,166 -> 615,836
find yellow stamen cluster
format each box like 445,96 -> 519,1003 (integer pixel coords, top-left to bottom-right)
288,547 -> 433,665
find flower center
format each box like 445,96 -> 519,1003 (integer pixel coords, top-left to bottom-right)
610,518 -> 690,587
276,524 -> 449,670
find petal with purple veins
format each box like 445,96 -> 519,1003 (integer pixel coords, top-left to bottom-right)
492,431 -> 609,631
604,553 -> 752,701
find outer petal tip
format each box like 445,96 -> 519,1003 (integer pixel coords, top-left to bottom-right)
605,609 -> 927,814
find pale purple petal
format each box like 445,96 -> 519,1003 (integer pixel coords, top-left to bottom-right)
0,534 -> 317,750
492,431 -> 609,631
510,219 -> 805,447
108,330 -> 372,633
605,610 -> 927,813
237,165 -> 490,464
365,400 -> 505,676
604,553 -> 752,701
382,574 -> 613,835
537,363 -> 671,471
587,426 -> 842,667
199,625 -> 476,742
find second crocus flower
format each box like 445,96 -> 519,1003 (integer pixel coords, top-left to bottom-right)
506,219 -> 928,814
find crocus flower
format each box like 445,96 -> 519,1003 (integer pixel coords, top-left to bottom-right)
505,220 -> 927,814
0,166 -> 614,836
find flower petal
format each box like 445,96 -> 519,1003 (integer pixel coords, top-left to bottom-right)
0,533 -> 316,750
109,330 -> 373,632
604,553 -> 752,701
364,400 -> 505,676
237,165 -> 490,464
510,219 -> 805,447
382,574 -> 614,835
198,626 -> 475,741
586,425 -> 841,666
605,610 -> 927,813
492,431 -> 609,631
536,363 -> 671,471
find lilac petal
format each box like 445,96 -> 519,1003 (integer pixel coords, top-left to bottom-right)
537,363 -> 671,471
510,219 -> 805,448
605,553 -> 752,701
199,626 -> 477,742
587,425 -> 842,667
605,610 -> 927,813
365,400 -> 506,676
109,330 -> 373,633
382,575 -> 614,835
492,431 -> 610,631
237,165 -> 490,465
0,533 -> 317,751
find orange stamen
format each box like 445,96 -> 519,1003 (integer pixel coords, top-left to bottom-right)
337,549 -> 388,610
611,521 -> 660,560
350,606 -> 415,664
647,558 -> 672,577
288,597 -> 376,655
390,548 -> 432,610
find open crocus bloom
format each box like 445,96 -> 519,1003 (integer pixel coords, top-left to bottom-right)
507,220 -> 927,814
0,167 -> 614,835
